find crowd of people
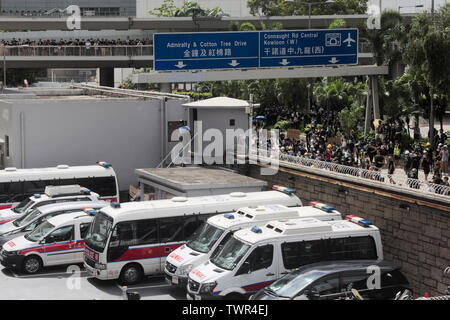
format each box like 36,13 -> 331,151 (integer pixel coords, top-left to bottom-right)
258,105 -> 450,192
0,38 -> 152,56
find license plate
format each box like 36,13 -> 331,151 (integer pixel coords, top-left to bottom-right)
172,276 -> 178,284
195,295 -> 202,300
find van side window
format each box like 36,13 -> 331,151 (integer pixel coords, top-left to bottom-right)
327,236 -> 377,261
159,217 -> 184,243
244,244 -> 274,271
80,223 -> 92,239
47,225 -> 74,243
281,240 -> 324,269
135,219 -> 158,245
183,216 -> 201,239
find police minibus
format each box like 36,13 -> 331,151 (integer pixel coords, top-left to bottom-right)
83,188 -> 302,285
186,215 -> 383,300
0,209 -> 97,274
165,202 -> 342,288
0,161 -> 119,210
0,185 -> 100,225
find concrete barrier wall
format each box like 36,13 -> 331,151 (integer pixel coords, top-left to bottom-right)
236,164 -> 450,296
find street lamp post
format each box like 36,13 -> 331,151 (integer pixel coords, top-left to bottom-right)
429,0 -> 435,146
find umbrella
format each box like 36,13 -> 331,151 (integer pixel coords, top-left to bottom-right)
255,115 -> 266,120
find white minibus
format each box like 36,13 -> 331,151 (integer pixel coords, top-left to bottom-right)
0,161 -> 118,210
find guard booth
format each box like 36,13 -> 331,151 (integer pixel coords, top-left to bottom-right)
133,166 -> 266,200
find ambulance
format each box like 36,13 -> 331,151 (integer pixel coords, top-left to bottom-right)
83,188 -> 302,285
0,185 -> 100,225
187,215 -> 383,300
165,202 -> 342,288
0,209 -> 97,274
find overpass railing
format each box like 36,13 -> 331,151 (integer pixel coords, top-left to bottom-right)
248,149 -> 450,197
0,45 -> 153,57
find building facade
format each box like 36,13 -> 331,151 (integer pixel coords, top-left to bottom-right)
0,0 -> 136,16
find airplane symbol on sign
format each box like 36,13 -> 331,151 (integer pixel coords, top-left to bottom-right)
343,33 -> 356,47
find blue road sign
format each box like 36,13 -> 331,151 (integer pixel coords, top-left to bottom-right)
154,29 -> 358,71
259,29 -> 358,68
154,32 -> 259,71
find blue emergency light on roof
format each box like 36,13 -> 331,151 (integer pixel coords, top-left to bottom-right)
111,202 -> 121,208
272,185 -> 296,195
80,188 -> 91,194
251,226 -> 262,233
84,208 -> 98,215
345,215 -> 373,227
33,193 -> 41,199
97,161 -> 112,168
223,213 -> 235,219
309,201 -> 335,212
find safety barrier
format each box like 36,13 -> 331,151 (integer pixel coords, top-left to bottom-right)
0,45 -> 153,57
247,149 -> 450,198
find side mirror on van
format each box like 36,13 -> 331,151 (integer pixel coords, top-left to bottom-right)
45,235 -> 55,244
236,261 -> 252,276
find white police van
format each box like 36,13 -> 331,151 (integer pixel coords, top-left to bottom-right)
186,215 -> 383,300
0,185 -> 100,225
0,201 -> 107,237
165,202 -> 342,288
0,209 -> 97,274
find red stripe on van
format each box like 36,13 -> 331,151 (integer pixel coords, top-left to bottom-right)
0,218 -> 15,225
114,243 -> 183,262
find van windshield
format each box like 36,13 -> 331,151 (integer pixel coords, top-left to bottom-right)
210,237 -> 250,271
186,223 -> 224,254
25,221 -> 55,242
13,208 -> 42,227
11,198 -> 34,214
85,211 -> 113,253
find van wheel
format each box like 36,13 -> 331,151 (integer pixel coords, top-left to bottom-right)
119,264 -> 143,285
22,255 -> 42,274
224,293 -> 245,300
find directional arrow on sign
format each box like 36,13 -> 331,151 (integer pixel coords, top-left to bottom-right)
228,60 -> 240,67
329,57 -> 339,64
175,61 -> 187,68
279,59 -> 290,66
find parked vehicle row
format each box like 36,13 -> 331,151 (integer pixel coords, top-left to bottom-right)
83,187 -> 302,285
164,202 -> 342,288
0,177 -> 412,300
186,214 -> 383,300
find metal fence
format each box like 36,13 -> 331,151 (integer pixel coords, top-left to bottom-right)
250,149 -> 450,198
0,45 -> 153,57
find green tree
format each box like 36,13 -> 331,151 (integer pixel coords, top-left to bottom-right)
149,0 -> 229,18
247,0 -> 367,17
313,78 -> 366,112
338,103 -> 365,139
359,9 -> 403,66
328,18 -> 347,29
402,3 -> 450,140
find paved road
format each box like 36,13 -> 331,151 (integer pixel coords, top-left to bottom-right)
0,264 -> 185,300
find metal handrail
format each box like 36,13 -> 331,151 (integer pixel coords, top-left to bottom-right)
248,149 -> 450,198
0,45 -> 153,57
